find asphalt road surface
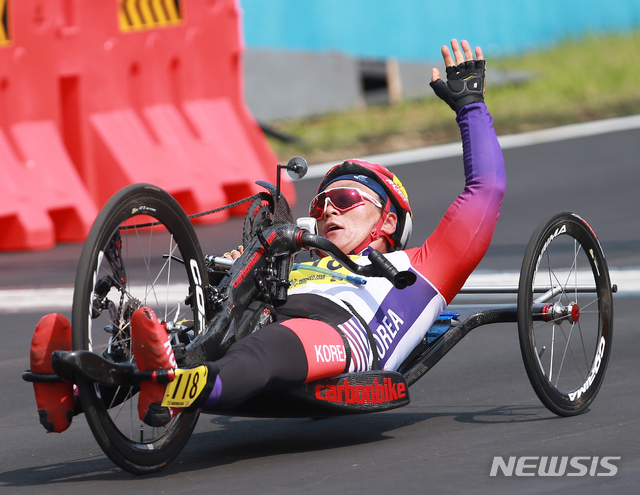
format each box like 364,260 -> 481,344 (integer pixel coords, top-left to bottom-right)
1,121 -> 639,494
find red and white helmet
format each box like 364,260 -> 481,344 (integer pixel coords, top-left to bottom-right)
316,159 -> 413,252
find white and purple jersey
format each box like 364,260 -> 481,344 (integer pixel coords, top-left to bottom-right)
288,103 -> 506,372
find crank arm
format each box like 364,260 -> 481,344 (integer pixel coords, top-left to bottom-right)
51,350 -> 173,386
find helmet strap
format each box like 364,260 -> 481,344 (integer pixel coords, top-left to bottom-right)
351,198 -> 397,255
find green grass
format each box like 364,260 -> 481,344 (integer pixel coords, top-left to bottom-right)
265,31 -> 640,164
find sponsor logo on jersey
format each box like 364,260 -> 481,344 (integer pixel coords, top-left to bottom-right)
289,256 -> 359,289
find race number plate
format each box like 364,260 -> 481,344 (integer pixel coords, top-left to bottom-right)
161,366 -> 208,408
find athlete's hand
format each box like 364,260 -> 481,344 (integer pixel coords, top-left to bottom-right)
430,39 -> 486,113
222,245 -> 244,260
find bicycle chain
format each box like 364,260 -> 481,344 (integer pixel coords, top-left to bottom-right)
119,194 -> 261,230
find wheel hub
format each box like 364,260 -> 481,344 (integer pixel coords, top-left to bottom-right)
542,301 -> 580,323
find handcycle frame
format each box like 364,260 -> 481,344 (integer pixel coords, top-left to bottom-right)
23,159 -> 615,474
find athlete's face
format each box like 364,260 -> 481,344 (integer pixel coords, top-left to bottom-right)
316,180 -> 396,254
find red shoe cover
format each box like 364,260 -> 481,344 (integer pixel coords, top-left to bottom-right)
131,307 -> 179,424
30,313 -> 74,433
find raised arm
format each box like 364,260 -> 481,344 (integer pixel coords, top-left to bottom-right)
409,102 -> 505,303
407,39 -> 506,303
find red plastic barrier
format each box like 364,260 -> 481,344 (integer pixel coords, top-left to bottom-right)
0,129 -> 54,251
90,98 -> 266,220
0,123 -> 97,250
0,0 -> 292,250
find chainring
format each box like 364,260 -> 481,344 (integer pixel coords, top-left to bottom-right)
242,193 -> 274,247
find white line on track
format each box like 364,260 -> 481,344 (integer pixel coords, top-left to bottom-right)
460,268 -> 639,294
0,269 -> 637,314
304,114 -> 640,178
0,284 -> 190,314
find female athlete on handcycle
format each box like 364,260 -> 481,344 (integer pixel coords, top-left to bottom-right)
31,38 -> 505,428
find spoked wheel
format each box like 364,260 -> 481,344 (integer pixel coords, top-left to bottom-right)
517,212 -> 613,417
72,184 -> 208,474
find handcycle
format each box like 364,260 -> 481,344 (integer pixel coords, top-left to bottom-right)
23,157 -> 615,475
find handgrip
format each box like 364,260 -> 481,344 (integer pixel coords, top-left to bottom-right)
366,250 -> 416,289
298,232 -> 416,289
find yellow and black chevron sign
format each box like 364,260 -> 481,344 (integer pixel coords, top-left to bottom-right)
1,0 -> 10,46
118,0 -> 183,32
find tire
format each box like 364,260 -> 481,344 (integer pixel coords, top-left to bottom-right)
517,212 -> 613,417
72,184 -> 208,474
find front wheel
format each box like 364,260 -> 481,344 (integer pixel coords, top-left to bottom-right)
71,184 -> 208,474
517,212 -> 613,417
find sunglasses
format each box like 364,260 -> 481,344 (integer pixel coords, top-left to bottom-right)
309,187 -> 383,219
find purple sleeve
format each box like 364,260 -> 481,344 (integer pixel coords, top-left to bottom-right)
406,102 -> 506,303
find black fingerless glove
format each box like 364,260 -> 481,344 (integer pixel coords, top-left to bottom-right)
430,59 -> 486,113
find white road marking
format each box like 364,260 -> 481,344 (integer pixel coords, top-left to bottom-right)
0,284 -> 190,313
0,270 -> 636,313
304,114 -> 640,177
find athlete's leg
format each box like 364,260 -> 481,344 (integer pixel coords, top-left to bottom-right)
204,318 -> 349,410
